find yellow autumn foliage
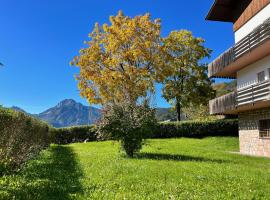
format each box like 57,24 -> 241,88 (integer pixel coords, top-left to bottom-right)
72,11 -> 166,105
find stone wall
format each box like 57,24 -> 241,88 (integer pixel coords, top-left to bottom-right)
239,108 -> 270,157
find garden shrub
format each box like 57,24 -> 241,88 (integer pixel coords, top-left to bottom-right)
0,108 -> 50,174
97,103 -> 157,157
153,119 -> 238,138
50,125 -> 97,144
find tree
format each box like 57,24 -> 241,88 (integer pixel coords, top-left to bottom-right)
71,11 -> 165,156
162,30 -> 215,121
71,11 -> 165,105
182,104 -> 216,121
97,100 -> 157,157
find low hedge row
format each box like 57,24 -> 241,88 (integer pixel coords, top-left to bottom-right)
153,119 -> 238,138
51,119 -> 238,144
50,125 -> 97,144
0,108 -> 50,174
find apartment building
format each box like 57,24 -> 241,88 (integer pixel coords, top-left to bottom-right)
207,0 -> 270,157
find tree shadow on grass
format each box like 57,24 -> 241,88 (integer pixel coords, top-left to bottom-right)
4,145 -> 83,200
135,152 -> 229,163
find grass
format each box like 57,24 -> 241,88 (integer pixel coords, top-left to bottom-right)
0,137 -> 270,199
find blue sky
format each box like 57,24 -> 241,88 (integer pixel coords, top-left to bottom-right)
0,0 -> 234,114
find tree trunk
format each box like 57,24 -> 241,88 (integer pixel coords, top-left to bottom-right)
177,67 -> 184,122
176,101 -> 181,121
127,149 -> 134,157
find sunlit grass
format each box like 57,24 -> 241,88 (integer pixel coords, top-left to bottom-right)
1,137 -> 270,199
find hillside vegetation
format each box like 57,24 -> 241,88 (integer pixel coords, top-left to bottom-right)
213,80 -> 236,97
1,137 -> 269,199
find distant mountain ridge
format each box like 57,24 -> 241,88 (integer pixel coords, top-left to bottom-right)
11,99 -> 101,128
10,99 -> 175,128
155,107 -> 177,121
11,106 -> 30,114
38,99 -> 101,127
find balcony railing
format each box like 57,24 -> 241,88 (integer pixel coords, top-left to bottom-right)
208,18 -> 270,78
209,91 -> 237,115
237,80 -> 270,106
209,80 -> 270,115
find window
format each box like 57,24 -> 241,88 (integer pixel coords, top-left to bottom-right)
257,71 -> 265,83
259,119 -> 270,138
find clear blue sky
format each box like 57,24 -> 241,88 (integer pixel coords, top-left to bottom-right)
0,0 -> 234,114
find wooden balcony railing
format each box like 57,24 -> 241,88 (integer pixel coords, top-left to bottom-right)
209,91 -> 237,115
209,80 -> 270,115
208,18 -> 270,78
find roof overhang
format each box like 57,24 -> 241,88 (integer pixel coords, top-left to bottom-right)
206,0 -> 252,22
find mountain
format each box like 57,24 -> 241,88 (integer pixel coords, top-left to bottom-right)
10,99 -> 176,127
11,106 -> 29,114
11,106 -> 38,117
10,99 -> 101,128
155,108 -> 177,121
37,99 -> 101,128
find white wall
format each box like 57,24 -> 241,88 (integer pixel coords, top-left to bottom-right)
237,55 -> 270,90
234,3 -> 270,43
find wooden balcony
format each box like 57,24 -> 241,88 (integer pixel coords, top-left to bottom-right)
209,91 -> 237,115
210,80 -> 270,115
208,18 -> 270,78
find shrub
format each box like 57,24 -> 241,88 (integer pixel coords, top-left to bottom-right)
50,125 -> 97,144
153,119 -> 238,138
0,108 -> 50,174
97,103 -> 157,157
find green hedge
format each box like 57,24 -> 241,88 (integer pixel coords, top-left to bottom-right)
153,119 -> 238,138
0,108 -> 50,174
50,125 -> 97,145
49,119 -> 238,145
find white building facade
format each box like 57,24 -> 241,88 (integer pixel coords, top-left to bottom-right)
207,0 -> 270,157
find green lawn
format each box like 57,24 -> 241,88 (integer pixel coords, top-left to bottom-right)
1,137 -> 270,200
